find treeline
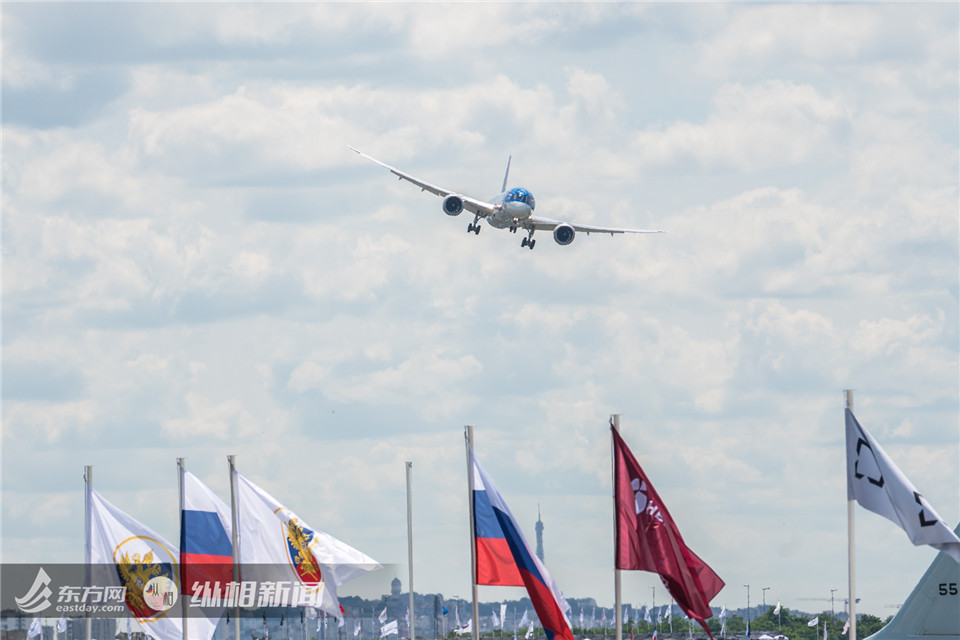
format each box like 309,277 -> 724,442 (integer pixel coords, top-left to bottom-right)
561,607 -> 890,640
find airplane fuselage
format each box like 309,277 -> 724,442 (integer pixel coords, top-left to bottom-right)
488,187 -> 536,230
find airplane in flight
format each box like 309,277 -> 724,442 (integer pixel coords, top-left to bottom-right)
349,147 -> 665,250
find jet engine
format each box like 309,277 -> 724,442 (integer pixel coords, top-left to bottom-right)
442,194 -> 464,216
553,223 -> 576,245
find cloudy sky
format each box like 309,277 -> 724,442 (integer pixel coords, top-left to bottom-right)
3,2 -> 957,621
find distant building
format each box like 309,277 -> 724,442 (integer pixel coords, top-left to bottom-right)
535,505 -> 545,563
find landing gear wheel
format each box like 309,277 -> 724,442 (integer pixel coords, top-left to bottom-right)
474,225 -> 481,235
521,237 -> 528,248
467,223 -> 475,233
528,239 -> 536,250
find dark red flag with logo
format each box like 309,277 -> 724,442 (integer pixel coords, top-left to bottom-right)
612,424 -> 724,637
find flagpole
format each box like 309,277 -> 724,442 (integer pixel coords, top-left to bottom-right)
406,461 -> 416,640
465,426 -> 479,640
611,414 -> 623,640
845,390 -> 857,640
84,465 -> 93,640
229,455 -> 241,640
178,458 -> 189,640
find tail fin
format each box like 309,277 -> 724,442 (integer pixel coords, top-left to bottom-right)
501,155 -> 512,193
866,522 -> 960,640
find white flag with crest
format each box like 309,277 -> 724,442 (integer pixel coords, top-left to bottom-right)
88,488 -> 219,640
236,473 -> 382,617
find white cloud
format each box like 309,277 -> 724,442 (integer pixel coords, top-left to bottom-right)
631,81 -> 849,171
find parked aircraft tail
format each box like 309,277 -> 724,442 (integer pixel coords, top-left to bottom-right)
501,155 -> 512,194
865,522 -> 960,640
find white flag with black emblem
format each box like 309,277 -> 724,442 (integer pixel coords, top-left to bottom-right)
846,409 -> 960,562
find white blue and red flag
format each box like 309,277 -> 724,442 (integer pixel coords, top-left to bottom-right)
180,470 -> 234,592
470,448 -> 574,640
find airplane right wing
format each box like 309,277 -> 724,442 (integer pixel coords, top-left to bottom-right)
349,147 -> 497,218
527,216 -> 665,236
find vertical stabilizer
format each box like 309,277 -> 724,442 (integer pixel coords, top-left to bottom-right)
865,522 -> 960,640
501,156 -> 512,193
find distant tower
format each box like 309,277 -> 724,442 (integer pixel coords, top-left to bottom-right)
535,504 -> 544,562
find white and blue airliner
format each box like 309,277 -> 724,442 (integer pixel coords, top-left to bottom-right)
349,147 -> 664,250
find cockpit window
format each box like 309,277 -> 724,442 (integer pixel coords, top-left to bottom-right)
506,188 -> 536,210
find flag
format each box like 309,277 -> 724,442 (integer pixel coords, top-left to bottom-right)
380,607 -> 388,624
773,602 -> 780,615
613,426 -> 724,636
823,620 -> 828,640
526,622 -> 534,639
57,616 -> 67,634
665,605 -> 671,621
644,608 -> 652,624
473,453 -> 524,587
88,487 -> 219,640
580,609 -> 584,628
652,630 -> 658,640
442,605 -> 449,616
180,470 -> 233,597
501,603 -> 508,629
719,606 -> 726,619
455,606 -> 461,628
236,472 -> 382,617
519,609 -> 529,627
493,611 -> 500,627
842,620 -> 849,635
808,617 -> 819,627
355,621 -> 363,637
406,608 -> 410,627
28,619 -> 41,639
381,620 -> 398,637
471,448 -> 574,640
846,409 -> 960,562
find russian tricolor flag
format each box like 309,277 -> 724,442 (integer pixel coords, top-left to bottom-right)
470,449 -> 574,640
180,470 -> 234,593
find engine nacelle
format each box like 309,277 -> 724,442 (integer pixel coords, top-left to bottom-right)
442,194 -> 464,216
553,223 -> 576,246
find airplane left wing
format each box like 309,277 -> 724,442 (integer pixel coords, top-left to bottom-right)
349,147 -> 496,218
527,216 -> 665,236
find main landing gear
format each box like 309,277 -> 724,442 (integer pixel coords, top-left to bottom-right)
520,230 -> 536,250
467,214 -> 481,235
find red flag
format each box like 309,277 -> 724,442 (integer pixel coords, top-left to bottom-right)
612,424 -> 724,637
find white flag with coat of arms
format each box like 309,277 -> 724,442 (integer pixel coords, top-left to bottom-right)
28,618 -> 42,639
235,473 -> 382,618
88,487 -> 219,640
808,617 -> 819,627
846,409 -> 960,562
380,620 -> 398,637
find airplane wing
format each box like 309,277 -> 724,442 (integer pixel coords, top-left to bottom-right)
349,147 -> 497,218
526,216 -> 665,236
